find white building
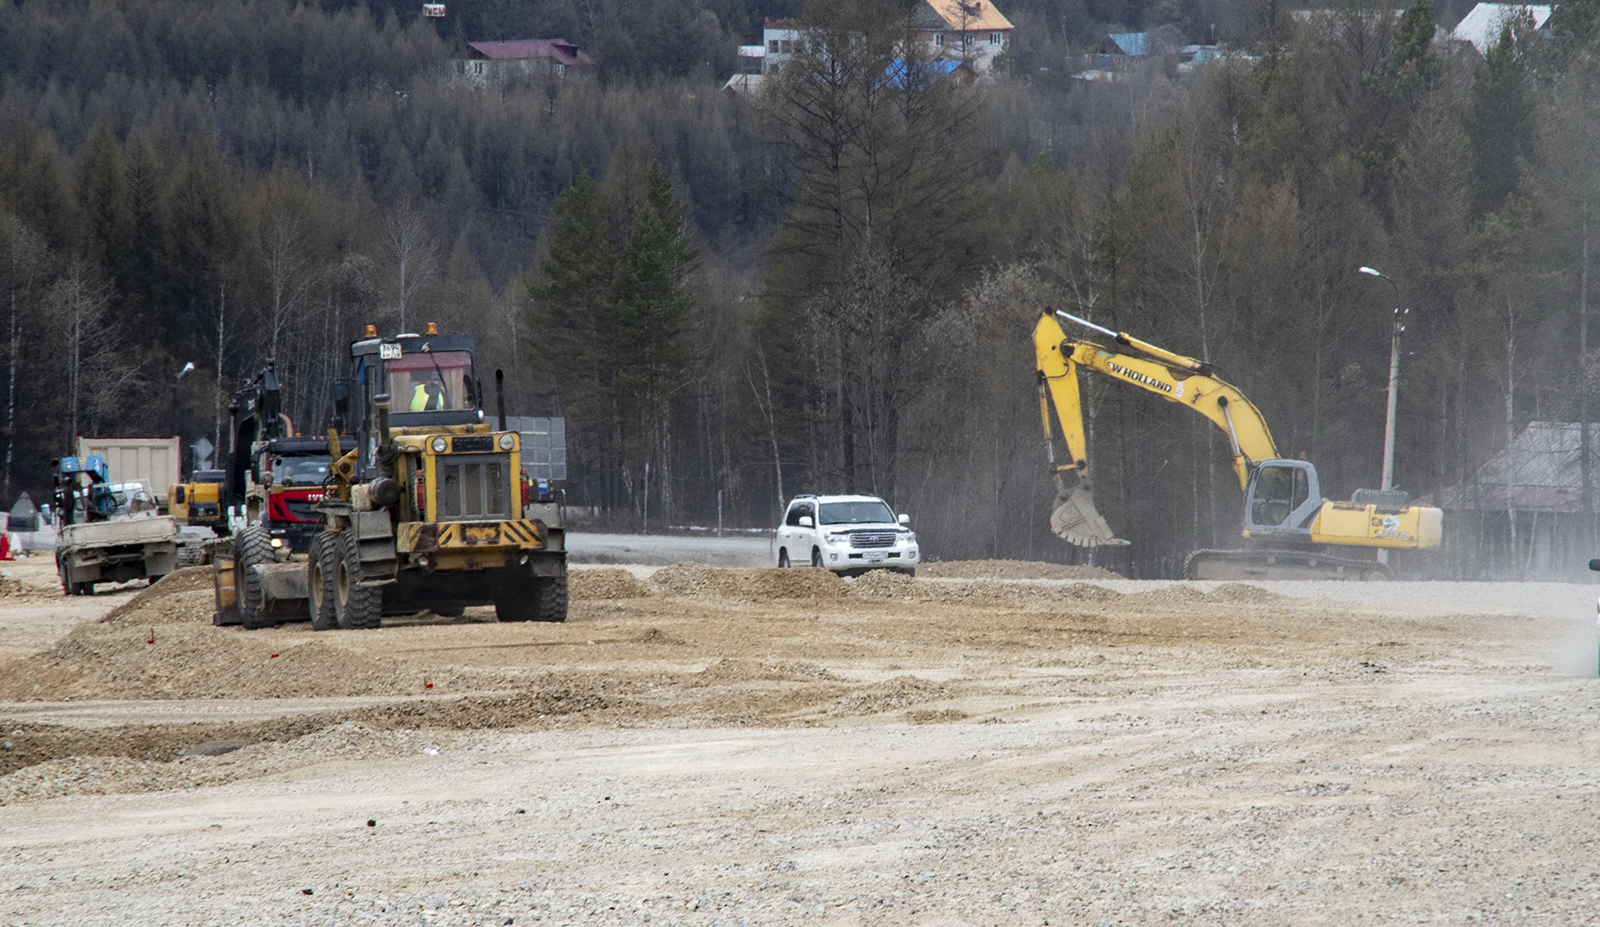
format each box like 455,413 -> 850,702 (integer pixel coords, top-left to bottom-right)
1451,3 -> 1553,55
762,19 -> 801,75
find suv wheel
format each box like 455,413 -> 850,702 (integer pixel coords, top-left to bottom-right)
778,549 -> 791,568
811,547 -> 823,569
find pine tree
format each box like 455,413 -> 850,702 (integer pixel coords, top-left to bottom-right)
527,171 -> 622,507
609,162 -> 699,522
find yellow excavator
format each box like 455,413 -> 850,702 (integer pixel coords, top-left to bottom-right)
1034,310 -> 1442,580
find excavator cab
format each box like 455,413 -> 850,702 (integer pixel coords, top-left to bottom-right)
1243,460 -> 1321,539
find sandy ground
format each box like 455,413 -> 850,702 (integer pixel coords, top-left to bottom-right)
1,544 -> 1599,925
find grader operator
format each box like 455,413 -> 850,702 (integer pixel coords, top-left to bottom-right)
220,323 -> 568,629
1033,310 -> 1442,580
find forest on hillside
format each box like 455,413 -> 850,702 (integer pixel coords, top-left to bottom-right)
1,0 -> 1597,577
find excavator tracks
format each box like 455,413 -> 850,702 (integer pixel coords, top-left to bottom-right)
1183,548 -> 1391,582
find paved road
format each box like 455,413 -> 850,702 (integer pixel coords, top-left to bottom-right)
566,531 -> 772,567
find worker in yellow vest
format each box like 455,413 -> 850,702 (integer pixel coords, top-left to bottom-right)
409,368 -> 446,411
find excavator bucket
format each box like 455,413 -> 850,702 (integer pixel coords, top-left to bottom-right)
1050,485 -> 1127,547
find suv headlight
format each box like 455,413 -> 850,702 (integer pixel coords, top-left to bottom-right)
824,533 -> 848,546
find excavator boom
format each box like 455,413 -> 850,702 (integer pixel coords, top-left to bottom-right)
1032,310 -> 1442,574
1036,311 -> 1281,493
1035,310 -> 1279,546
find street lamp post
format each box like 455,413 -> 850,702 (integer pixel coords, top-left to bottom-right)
1359,267 -> 1410,566
172,361 -> 195,472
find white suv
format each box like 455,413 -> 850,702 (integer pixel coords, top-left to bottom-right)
773,494 -> 919,575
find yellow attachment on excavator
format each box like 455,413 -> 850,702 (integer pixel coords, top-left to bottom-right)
1308,500 -> 1444,549
1050,484 -> 1128,547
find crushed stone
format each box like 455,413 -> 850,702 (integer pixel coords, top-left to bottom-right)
920,559 -> 1122,580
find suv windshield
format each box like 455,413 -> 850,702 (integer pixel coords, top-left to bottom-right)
819,500 -> 895,525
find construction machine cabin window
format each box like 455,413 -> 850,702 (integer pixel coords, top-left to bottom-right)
385,351 -> 474,413
269,455 -> 330,487
1251,465 -> 1309,527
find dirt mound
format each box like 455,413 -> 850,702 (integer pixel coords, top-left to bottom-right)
100,589 -> 215,629
694,658 -> 841,685
632,627 -> 685,645
571,568 -> 649,599
0,623 -> 440,700
647,562 -> 848,600
921,559 -> 1122,581
100,567 -> 218,628
850,569 -> 922,598
145,565 -> 216,595
829,675 -> 947,716
0,722 -> 424,805
849,572 -> 1122,608
906,708 -> 969,724
1123,585 -> 1209,606
1207,583 -> 1293,604
928,580 -> 1122,609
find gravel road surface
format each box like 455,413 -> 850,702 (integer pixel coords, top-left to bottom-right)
1,550 -> 1598,925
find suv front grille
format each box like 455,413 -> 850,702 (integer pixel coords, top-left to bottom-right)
437,453 -> 510,521
850,531 -> 897,549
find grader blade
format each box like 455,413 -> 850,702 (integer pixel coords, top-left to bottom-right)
1050,485 -> 1127,547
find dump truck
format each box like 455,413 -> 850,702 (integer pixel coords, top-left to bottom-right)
77,437 -> 180,505
217,323 -> 568,629
53,455 -> 179,594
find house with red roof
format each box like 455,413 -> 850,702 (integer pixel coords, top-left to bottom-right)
454,40 -> 595,87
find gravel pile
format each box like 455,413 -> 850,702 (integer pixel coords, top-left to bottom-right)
920,559 -> 1122,580
826,674 -> 948,716
853,574 -> 1126,608
850,569 -> 920,598
0,722 -> 422,805
1208,582 -> 1294,604
99,566 -> 216,626
0,624 -> 434,700
693,658 -> 841,685
570,568 -> 649,599
647,562 -> 848,600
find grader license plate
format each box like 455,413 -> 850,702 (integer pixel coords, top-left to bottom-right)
462,525 -> 500,546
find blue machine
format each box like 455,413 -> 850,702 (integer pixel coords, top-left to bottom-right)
51,455 -> 119,523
